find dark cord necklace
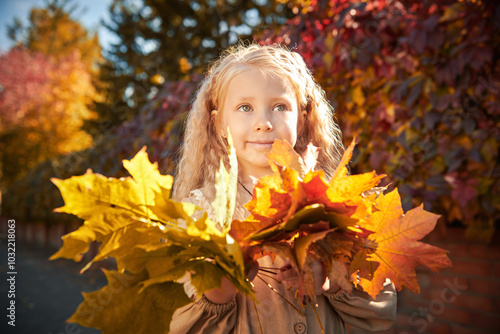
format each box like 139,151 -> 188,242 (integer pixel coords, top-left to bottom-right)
238,180 -> 253,196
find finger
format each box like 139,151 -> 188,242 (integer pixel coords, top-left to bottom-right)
277,268 -> 299,283
279,262 -> 292,271
311,260 -> 327,295
246,260 -> 259,281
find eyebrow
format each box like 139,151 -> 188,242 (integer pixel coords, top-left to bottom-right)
233,95 -> 294,102
235,97 -> 255,101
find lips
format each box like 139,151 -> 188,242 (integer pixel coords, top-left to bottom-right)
247,140 -> 274,149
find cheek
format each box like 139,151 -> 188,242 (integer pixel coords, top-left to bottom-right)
283,114 -> 300,140
226,119 -> 247,142
272,116 -> 297,147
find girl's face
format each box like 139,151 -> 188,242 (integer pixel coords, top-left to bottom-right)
220,69 -> 301,179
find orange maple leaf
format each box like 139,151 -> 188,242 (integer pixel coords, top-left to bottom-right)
231,139 -> 451,301
353,189 -> 452,299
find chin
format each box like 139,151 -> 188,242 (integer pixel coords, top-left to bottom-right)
247,157 -> 272,169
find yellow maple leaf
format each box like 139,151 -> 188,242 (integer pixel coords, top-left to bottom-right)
50,145 -> 253,333
212,131 -> 238,233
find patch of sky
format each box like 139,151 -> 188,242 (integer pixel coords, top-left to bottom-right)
140,5 -> 152,18
244,8 -> 261,26
253,0 -> 267,6
147,17 -> 162,33
190,1 -> 200,11
183,17 -> 197,28
135,36 -> 159,55
202,38 -> 216,48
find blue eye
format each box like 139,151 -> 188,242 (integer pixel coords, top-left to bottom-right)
238,105 -> 252,112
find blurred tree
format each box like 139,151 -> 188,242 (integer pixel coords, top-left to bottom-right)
1,78 -> 198,223
7,0 -> 102,72
0,48 -> 97,189
1,0 -> 102,190
85,0 -> 294,139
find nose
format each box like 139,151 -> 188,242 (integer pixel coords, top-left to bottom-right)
254,110 -> 273,132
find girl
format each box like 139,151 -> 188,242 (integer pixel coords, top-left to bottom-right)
171,43 -> 396,333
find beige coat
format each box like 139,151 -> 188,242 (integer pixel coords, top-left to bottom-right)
169,189 -> 397,334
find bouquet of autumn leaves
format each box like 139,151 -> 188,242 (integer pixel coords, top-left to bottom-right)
50,136 -> 451,333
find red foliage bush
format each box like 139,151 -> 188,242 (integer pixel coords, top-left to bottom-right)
256,0 -> 500,241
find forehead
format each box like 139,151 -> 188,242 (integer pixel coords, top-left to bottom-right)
223,69 -> 296,101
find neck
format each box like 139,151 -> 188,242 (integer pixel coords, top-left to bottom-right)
239,167 -> 273,189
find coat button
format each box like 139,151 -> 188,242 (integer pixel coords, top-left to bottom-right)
294,321 -> 306,334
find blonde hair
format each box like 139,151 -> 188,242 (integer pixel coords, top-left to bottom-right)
173,43 -> 344,219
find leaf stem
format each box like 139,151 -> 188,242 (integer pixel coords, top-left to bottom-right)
258,272 -> 281,284
309,300 -> 325,334
259,266 -> 282,271
256,275 -> 305,316
252,299 -> 264,334
259,268 -> 278,275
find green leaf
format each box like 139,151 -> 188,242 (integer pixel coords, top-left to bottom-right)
249,204 -> 357,241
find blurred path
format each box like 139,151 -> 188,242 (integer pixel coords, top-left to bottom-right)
1,238 -> 105,334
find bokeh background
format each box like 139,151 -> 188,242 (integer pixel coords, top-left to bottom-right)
0,0 -> 499,333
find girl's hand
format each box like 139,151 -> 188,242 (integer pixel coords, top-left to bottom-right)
204,260 -> 259,304
246,259 -> 260,282
204,276 -> 237,304
277,261 -> 342,296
